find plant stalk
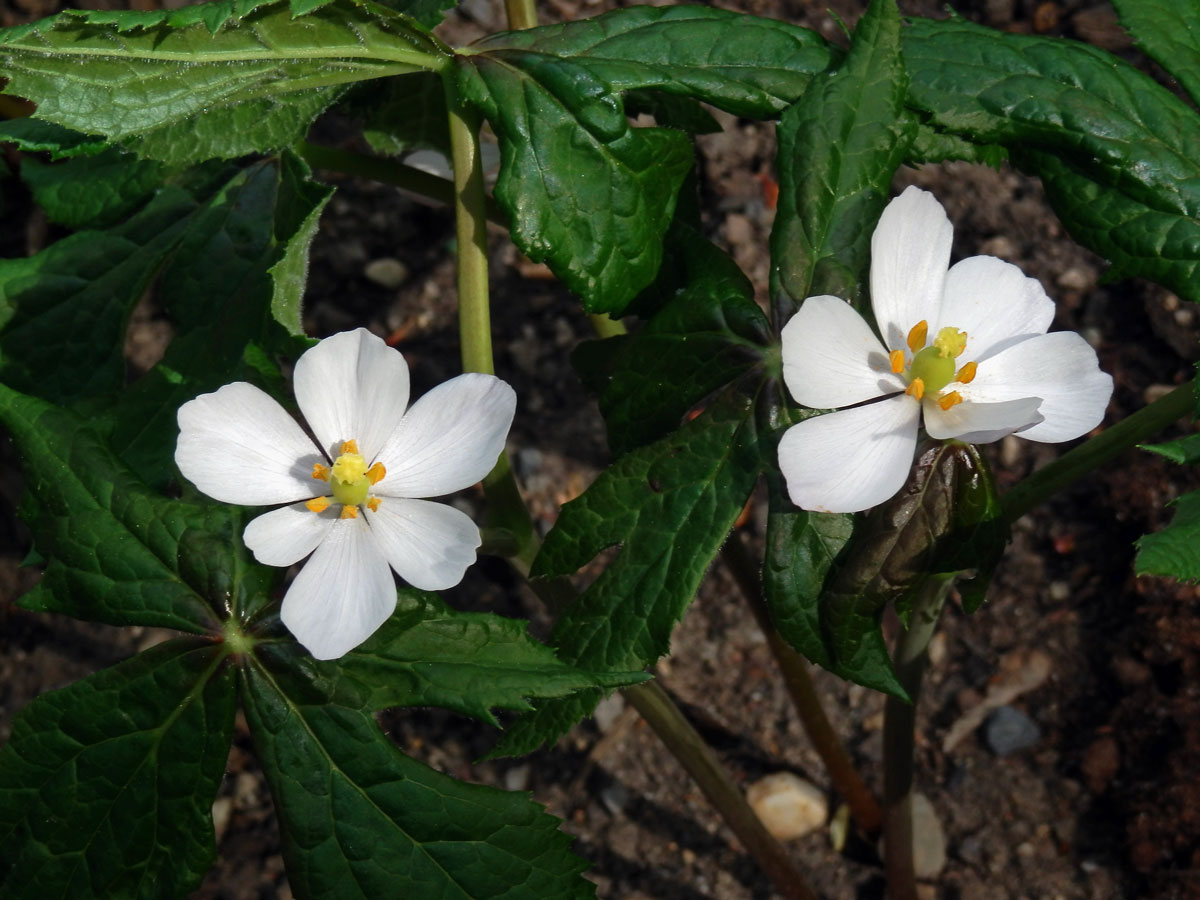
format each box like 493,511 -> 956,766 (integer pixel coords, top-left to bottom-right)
624,681 -> 820,900
1001,379 -> 1194,522
722,534 -> 882,835
503,0 -> 538,29
881,574 -> 953,900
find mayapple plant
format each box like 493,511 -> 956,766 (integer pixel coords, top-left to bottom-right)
0,0 -> 1196,896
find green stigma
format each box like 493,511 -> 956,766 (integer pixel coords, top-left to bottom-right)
330,451 -> 369,506
909,346 -> 956,395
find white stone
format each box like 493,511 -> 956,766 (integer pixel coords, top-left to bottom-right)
746,773 -> 828,841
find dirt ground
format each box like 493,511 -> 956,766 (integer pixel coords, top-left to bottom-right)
2,1 -> 1199,899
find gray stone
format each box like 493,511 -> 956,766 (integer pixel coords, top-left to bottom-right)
983,705 -> 1041,756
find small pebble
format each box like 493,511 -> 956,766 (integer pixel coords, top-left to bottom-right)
1081,736 -> 1120,793
983,706 -> 1041,756
746,773 -> 828,841
363,257 -> 410,289
911,793 -> 948,879
503,764 -> 530,792
593,693 -> 626,733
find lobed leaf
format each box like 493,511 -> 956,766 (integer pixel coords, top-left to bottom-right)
0,639 -> 235,899
0,383 -> 247,632
289,590 -> 646,726
1111,0 -> 1200,107
19,147 -> 166,230
771,0 -> 914,308
242,659 -> 595,900
457,6 -> 833,313
0,0 -> 447,164
573,225 -> 768,457
1136,491 -> 1200,581
491,392 -> 761,756
902,16 -> 1200,302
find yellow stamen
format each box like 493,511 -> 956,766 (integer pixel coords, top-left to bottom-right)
889,349 -> 905,374
340,439 -> 359,455
366,462 -> 387,485
933,326 -> 968,359
938,391 -> 963,411
367,497 -> 381,512
339,505 -> 359,519
306,496 -> 330,514
312,463 -> 330,481
956,361 -> 978,384
906,377 -> 925,401
906,320 -> 928,352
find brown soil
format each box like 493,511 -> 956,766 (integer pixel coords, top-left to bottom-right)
2,1 -> 1199,899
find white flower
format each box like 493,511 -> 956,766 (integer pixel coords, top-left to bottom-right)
778,186 -> 1112,514
175,328 -> 516,659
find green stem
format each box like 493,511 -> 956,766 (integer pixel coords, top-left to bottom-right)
882,574 -> 953,900
624,681 -> 820,900
444,79 -> 538,563
1001,379 -> 1194,522
503,0 -> 538,29
588,313 -> 627,338
722,535 -> 882,835
298,142 -> 507,225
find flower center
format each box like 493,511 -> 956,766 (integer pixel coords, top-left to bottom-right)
307,439 -> 386,518
888,321 -> 976,409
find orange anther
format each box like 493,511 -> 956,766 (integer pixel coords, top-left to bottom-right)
906,320 -> 928,352
340,439 -> 359,455
312,463 -> 330,481
366,462 -> 387,485
938,391 -> 963,411
889,349 -> 906,374
305,496 -> 330,514
366,497 -> 381,512
339,505 -> 359,519
905,377 -> 925,401
956,361 -> 978,384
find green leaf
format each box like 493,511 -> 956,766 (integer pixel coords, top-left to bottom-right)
0,638 -> 235,899
0,0 -> 447,164
293,590 -> 646,726
242,659 -> 596,900
1136,490 -> 1200,580
469,6 -> 833,118
20,146 -> 167,230
0,382 -> 248,632
762,474 -> 853,673
457,5 -> 833,313
902,16 -> 1200,302
455,52 -> 692,315
1020,147 -> 1200,303
1111,0 -> 1200,107
771,0 -> 913,308
573,227 -> 768,457
492,391 -> 762,756
905,121 -> 1007,168
0,118 -> 108,159
0,181 -> 211,404
623,90 -> 721,134
1141,432 -> 1200,465
108,154 -> 329,490
815,442 -> 1000,696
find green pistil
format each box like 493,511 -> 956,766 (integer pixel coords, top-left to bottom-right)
909,345 -> 956,395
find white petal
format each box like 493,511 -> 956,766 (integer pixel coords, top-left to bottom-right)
280,517 -> 397,660
956,331 -> 1112,442
777,394 -> 920,513
936,256 -> 1055,362
781,295 -> 903,408
175,382 -> 323,505
923,396 -> 1045,444
373,373 -> 516,498
242,502 -> 336,567
870,186 -> 954,350
365,498 -> 481,591
293,328 -> 411,462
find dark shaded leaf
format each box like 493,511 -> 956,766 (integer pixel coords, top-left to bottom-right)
0,639 -> 235,899
1136,490 -> 1200,581
1111,0 -> 1200,107
771,0 -> 913,308
242,658 -> 596,900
